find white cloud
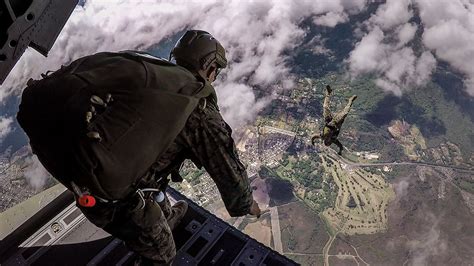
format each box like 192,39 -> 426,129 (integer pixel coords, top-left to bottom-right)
347,0 -> 474,96
347,0 -> 438,95
23,155 -> 51,191
216,83 -> 271,128
375,78 -> 403,96
394,179 -> 409,198
340,0 -> 367,14
0,0 -> 474,120
418,0 -> 474,96
3,0 -> 472,126
314,12 -> 348,27
370,0 -> 413,30
305,35 -> 333,56
0,116 -> 13,143
348,24 -> 434,96
414,51 -> 437,86
407,213 -> 447,265
311,0 -> 367,27
397,23 -> 417,48
1,0 -> 367,128
2,1 -> 207,92
385,47 -> 416,82
347,27 -> 386,75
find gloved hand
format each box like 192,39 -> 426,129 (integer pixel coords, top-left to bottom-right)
248,199 -> 262,218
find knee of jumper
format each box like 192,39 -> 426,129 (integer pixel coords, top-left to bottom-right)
130,198 -> 166,228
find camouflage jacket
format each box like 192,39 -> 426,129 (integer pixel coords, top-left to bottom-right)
143,95 -> 253,217
322,122 -> 340,142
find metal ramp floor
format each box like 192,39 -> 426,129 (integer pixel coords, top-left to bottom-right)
1,188 -> 298,266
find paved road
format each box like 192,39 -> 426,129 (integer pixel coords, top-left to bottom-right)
321,146 -> 474,174
270,207 -> 283,254
346,161 -> 474,173
233,216 -> 245,229
323,232 -> 337,266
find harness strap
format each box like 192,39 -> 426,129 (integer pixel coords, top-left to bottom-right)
72,179 -> 166,209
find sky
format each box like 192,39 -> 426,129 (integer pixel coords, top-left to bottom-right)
0,0 -> 473,190
0,2 -> 472,261
1,0 -> 473,131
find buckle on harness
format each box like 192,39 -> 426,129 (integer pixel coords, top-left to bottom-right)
71,181 -> 164,209
78,195 -> 96,207
71,181 -> 97,208
135,188 -> 164,209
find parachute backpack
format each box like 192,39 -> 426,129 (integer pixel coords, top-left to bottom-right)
17,51 -> 215,201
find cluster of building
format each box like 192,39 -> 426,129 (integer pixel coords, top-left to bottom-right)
0,147 -> 36,212
176,171 -> 221,207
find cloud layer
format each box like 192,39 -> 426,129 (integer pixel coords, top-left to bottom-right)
407,213 -> 447,265
1,0 -> 473,128
347,0 -> 436,96
0,116 -> 13,143
23,155 -> 51,191
1,0 -> 368,128
347,0 -> 474,96
0,0 -> 375,193
418,0 -> 474,96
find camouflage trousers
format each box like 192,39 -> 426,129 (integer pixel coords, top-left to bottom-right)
323,91 -> 354,128
80,192 -> 175,265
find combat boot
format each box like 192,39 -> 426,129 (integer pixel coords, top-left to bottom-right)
349,95 -> 357,103
167,200 -> 188,230
325,85 -> 332,94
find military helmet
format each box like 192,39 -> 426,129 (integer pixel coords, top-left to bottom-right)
171,30 -> 227,72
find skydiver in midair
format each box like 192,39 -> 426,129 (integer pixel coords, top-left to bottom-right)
311,85 -> 357,155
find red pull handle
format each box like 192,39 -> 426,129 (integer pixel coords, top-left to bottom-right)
78,195 -> 96,207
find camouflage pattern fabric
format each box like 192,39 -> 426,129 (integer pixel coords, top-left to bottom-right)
322,89 -> 333,124
331,98 -> 354,129
80,192 -> 175,265
80,95 -> 253,264
321,90 -> 355,153
146,96 -> 253,217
